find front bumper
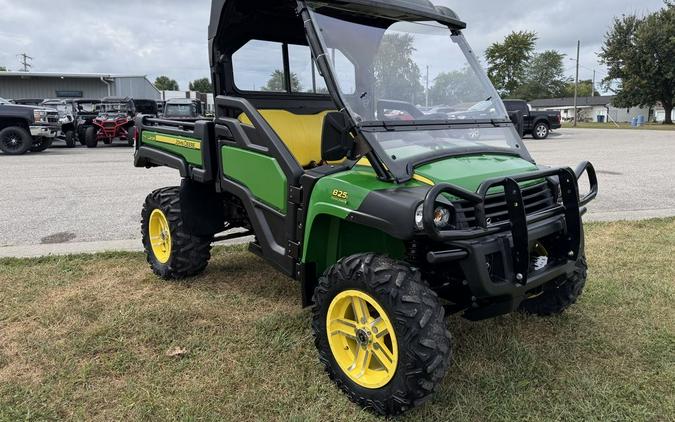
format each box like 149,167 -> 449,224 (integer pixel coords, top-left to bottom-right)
422,162 -> 598,319
30,124 -> 58,138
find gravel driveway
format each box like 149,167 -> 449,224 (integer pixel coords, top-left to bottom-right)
0,128 -> 673,257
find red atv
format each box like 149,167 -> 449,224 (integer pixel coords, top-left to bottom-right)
84,97 -> 135,148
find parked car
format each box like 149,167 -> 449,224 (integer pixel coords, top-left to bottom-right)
503,99 -> 561,139
72,99 -> 101,145
84,97 -> 135,148
0,97 -> 59,154
162,98 -> 206,122
133,99 -> 159,117
41,99 -> 78,148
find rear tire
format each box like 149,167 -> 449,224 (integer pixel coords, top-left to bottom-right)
0,126 -> 33,155
519,255 -> 587,316
312,253 -> 452,416
85,126 -> 98,148
532,121 -> 550,139
141,187 -> 213,279
65,130 -> 76,148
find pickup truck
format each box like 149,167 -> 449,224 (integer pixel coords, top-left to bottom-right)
0,97 -> 60,154
503,99 -> 561,140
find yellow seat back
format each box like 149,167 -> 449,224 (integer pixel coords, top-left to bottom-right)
239,110 -> 333,167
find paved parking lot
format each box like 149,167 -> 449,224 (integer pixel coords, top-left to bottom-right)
0,128 -> 673,257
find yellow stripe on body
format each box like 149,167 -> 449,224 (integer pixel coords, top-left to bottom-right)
152,134 -> 201,150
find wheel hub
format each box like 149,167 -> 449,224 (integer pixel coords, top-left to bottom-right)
148,209 -> 172,264
326,290 -> 398,389
355,328 -> 371,347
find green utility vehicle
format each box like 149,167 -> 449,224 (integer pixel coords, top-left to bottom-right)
134,0 -> 598,415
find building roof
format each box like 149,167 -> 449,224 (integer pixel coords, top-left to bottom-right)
530,96 -> 615,108
0,71 -> 148,79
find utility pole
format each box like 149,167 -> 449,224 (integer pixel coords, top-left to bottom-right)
425,65 -> 430,107
573,40 -> 580,127
17,53 -> 33,72
591,69 -> 596,97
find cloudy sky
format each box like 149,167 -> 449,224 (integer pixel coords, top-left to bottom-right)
0,0 -> 667,91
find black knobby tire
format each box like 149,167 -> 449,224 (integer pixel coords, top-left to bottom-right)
519,255 -> 587,316
65,130 -> 76,148
141,187 -> 213,279
312,253 -> 452,416
0,126 -> 32,155
85,126 -> 98,148
532,121 -> 550,139
77,127 -> 87,145
30,137 -> 52,152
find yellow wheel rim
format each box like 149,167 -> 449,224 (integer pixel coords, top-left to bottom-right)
149,209 -> 172,264
326,290 -> 398,389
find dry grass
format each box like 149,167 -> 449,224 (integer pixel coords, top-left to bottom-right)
0,219 -> 673,421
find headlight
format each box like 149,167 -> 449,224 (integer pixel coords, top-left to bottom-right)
33,110 -> 47,122
415,204 -> 452,230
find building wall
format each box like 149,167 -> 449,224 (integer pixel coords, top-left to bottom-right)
531,104 -> 651,123
114,77 -> 161,100
655,108 -> 674,123
0,75 -> 109,100
0,75 -> 160,100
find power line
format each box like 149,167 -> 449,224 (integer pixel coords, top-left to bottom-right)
16,53 -> 33,72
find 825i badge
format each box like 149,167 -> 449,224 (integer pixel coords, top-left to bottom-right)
331,189 -> 349,203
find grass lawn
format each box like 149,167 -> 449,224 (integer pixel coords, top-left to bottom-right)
1,219 -> 673,421
569,122 -> 675,131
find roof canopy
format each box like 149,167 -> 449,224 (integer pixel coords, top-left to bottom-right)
208,0 -> 466,41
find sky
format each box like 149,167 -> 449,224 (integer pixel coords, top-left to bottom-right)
0,0 -> 667,93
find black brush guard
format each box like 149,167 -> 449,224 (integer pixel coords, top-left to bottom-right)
422,162 -> 598,287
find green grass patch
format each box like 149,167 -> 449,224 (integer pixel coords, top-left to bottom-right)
1,219 -> 673,421
570,122 -> 675,130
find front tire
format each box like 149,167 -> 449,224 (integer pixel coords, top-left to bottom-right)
312,253 -> 452,416
85,126 -> 98,148
519,255 -> 587,316
141,187 -> 212,279
532,121 -> 550,139
65,130 -> 76,148
30,137 -> 53,152
0,126 -> 33,155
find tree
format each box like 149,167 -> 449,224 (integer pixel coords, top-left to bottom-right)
429,67 -> 484,106
486,31 -> 538,96
561,80 -> 600,98
189,78 -> 213,93
0,66 -> 6,72
374,33 -> 424,103
600,3 -> 675,124
154,76 -> 179,91
261,70 -> 302,92
510,50 -> 568,100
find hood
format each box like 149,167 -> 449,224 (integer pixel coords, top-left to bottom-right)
414,154 -> 539,192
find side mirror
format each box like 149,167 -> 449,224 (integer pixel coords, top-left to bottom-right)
322,111 -> 353,161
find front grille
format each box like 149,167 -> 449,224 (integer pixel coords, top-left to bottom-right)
454,182 -> 556,228
103,122 -> 116,128
47,116 -> 59,123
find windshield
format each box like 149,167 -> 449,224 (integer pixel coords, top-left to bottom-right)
165,104 -> 196,117
310,11 -> 509,124
43,103 -> 70,115
76,102 -> 98,113
309,8 -> 525,178
99,102 -> 128,114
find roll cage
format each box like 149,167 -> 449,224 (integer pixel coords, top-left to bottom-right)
209,0 -> 527,184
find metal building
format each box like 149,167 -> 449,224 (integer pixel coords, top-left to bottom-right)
0,72 -> 161,100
